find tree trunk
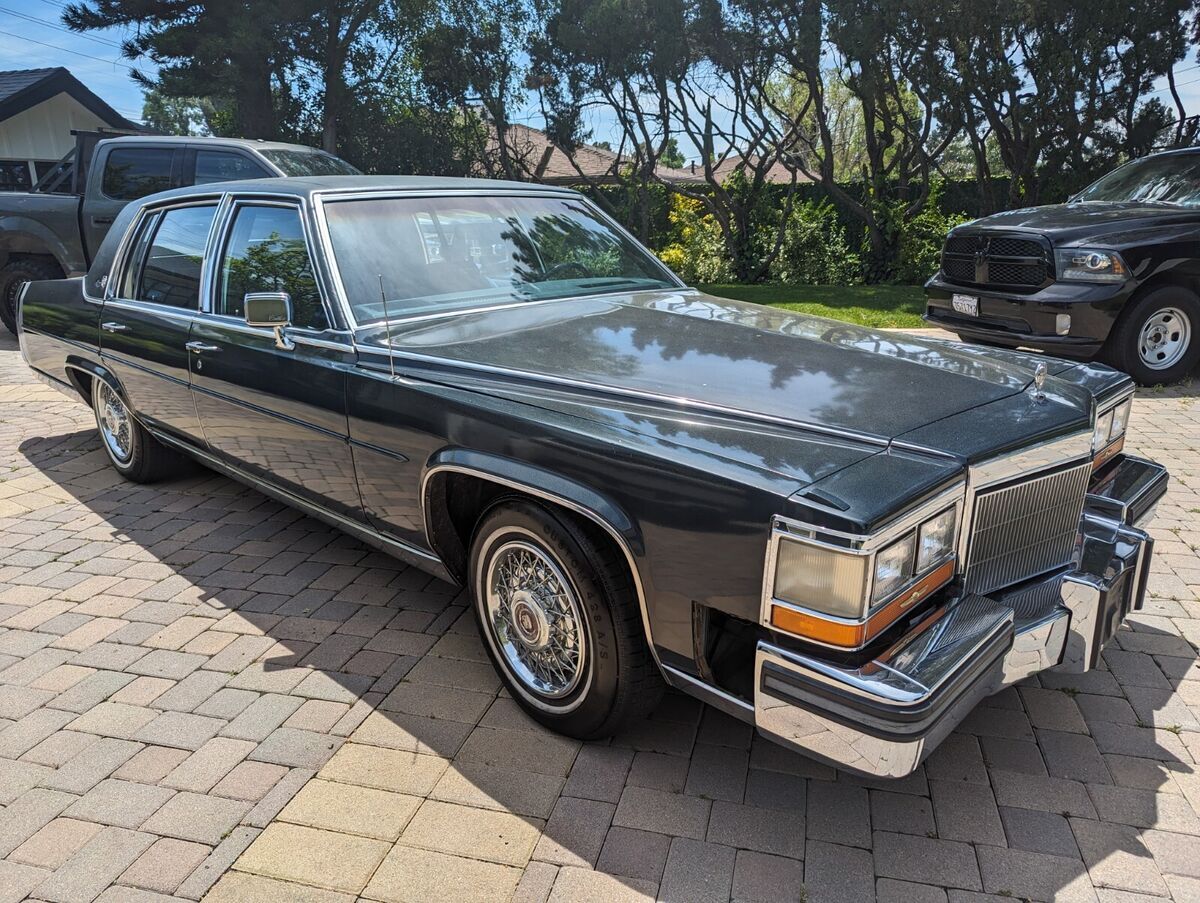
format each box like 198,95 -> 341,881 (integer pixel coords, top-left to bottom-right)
234,55 -> 277,139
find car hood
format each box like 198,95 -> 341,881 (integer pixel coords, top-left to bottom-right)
361,290 -> 1090,446
965,202 -> 1198,246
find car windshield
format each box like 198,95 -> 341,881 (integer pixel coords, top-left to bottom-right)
1073,153 -> 1200,207
322,194 -> 680,323
259,148 -> 360,177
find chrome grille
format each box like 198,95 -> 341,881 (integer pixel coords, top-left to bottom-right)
964,462 -> 1091,595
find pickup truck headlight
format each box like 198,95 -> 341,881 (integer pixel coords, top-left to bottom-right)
767,500 -> 961,649
1093,395 -> 1133,468
1055,248 -> 1128,283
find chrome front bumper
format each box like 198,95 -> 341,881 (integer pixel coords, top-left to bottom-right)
754,454 -> 1166,778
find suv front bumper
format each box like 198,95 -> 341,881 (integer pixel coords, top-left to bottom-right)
754,454 -> 1166,778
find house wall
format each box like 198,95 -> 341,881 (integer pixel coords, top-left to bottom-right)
0,92 -> 111,161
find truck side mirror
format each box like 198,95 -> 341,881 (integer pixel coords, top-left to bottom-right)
244,292 -> 293,349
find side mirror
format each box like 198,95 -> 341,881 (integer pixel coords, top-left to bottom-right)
244,292 -> 294,350
244,292 -> 292,328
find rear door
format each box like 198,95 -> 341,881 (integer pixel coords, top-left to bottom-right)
188,198 -> 361,518
99,200 -> 218,444
83,143 -> 181,260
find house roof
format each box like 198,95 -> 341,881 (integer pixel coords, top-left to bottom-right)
707,154 -> 813,185
0,67 -> 141,130
491,122 -> 704,185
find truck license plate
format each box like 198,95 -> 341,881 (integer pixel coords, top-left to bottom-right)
951,294 -> 979,317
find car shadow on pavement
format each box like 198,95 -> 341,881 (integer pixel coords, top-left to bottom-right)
10,404 -> 1200,901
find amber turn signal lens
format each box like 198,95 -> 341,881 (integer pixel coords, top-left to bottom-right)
770,559 -> 956,649
1093,434 -> 1124,472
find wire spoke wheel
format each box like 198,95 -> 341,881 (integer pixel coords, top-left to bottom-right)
96,382 -> 133,464
1138,306 -> 1192,371
484,539 -> 586,700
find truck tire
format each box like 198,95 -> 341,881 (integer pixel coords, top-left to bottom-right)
1,258 -> 63,335
91,378 -> 188,482
1104,285 -> 1200,385
468,499 -> 664,739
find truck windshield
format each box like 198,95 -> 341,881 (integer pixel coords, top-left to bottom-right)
1074,153 -> 1200,207
259,149 -> 359,177
322,194 -> 681,323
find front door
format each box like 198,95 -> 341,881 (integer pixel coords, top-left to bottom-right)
99,201 -> 217,443
188,200 -> 360,518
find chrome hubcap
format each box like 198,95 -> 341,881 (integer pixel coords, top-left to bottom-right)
485,540 -> 586,699
97,383 -> 132,463
1138,307 -> 1191,370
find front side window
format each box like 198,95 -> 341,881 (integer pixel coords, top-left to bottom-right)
194,151 -> 270,185
322,194 -> 679,323
131,205 -> 217,309
217,204 -> 328,330
102,147 -> 175,200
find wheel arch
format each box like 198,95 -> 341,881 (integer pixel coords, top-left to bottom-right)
420,450 -> 661,670
63,358 -> 123,407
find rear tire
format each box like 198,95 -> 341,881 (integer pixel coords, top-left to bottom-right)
468,500 -> 664,739
1,258 -> 62,335
91,378 -> 188,482
1103,285 -> 1200,385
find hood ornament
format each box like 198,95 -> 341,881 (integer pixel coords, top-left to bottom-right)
1032,361 -> 1048,401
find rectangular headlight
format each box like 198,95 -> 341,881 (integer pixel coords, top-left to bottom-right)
773,538 -> 868,620
1109,398 -> 1132,440
872,532 -> 916,605
917,508 -> 956,573
1093,408 -> 1115,452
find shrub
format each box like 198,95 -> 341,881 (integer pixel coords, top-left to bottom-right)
891,183 -> 971,284
769,200 -> 862,285
656,194 -> 734,283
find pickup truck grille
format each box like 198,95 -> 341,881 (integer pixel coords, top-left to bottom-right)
942,232 -> 1050,290
963,462 -> 1091,595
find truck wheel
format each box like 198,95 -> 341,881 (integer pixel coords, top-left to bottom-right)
1104,286 -> 1200,385
468,500 -> 664,739
91,378 -> 187,482
0,258 -> 62,335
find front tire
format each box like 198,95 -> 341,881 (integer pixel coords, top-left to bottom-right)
1,258 -> 63,335
91,379 -> 187,482
1104,285 -> 1200,385
468,500 -> 663,739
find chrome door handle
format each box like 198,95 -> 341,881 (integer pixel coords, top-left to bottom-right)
101,321 -> 127,333
185,341 -> 221,353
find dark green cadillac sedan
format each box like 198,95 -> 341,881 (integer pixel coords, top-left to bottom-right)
15,176 -> 1168,778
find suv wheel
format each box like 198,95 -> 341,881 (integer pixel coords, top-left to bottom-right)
468,500 -> 664,739
0,258 -> 62,335
1105,285 -> 1200,385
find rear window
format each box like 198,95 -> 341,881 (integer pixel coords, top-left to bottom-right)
102,147 -> 174,200
258,149 -> 359,177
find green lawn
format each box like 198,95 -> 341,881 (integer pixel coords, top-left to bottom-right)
696,283 -> 927,329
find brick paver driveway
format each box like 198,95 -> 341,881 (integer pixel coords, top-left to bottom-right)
2,329 -> 1200,903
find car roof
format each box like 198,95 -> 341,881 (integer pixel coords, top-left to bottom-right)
143,174 -> 581,202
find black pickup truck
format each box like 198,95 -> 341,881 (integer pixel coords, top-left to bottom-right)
0,130 -> 357,333
925,147 -> 1200,385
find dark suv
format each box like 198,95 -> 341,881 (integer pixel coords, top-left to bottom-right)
925,148 -> 1200,384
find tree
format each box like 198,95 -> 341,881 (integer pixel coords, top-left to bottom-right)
64,0 -> 296,139
140,88 -> 215,136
